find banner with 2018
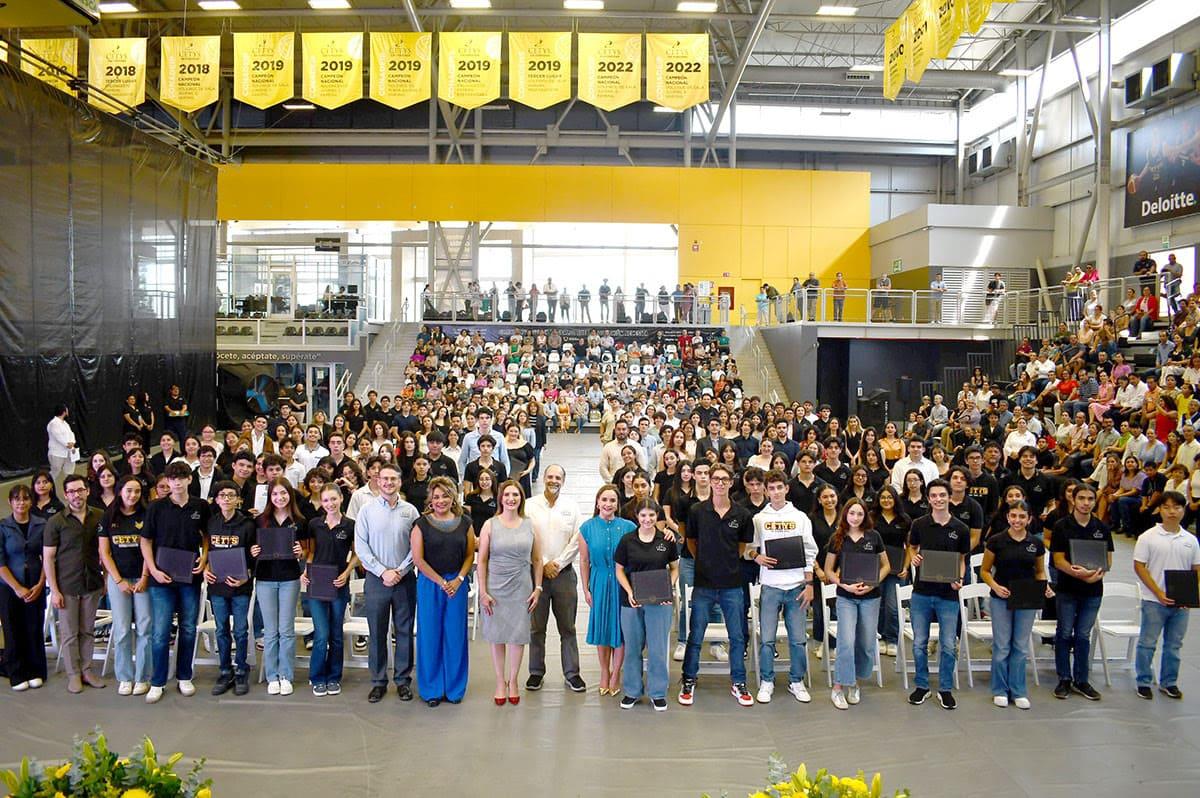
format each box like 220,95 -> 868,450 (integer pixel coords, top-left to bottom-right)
1124,104 -> 1200,227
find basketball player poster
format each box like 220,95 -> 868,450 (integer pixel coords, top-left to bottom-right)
1125,104 -> 1200,227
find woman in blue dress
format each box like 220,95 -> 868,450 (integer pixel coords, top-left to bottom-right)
579,483 -> 635,697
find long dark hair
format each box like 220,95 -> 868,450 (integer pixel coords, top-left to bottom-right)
829,497 -> 874,554
103,475 -> 147,530
871,484 -> 910,527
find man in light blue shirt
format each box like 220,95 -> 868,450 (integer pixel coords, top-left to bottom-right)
457,407 -> 510,479
354,462 -> 421,703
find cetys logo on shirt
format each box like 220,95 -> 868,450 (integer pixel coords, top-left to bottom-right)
1093,531 -> 1104,539
727,519 -> 740,529
655,543 -> 668,552
948,531 -> 959,540
190,511 -> 201,521
1026,543 -> 1038,554
134,520 -> 143,530
862,542 -> 875,551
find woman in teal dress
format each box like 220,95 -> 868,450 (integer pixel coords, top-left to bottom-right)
579,483 -> 636,697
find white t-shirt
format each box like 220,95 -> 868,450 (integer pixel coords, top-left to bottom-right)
1133,525 -> 1200,602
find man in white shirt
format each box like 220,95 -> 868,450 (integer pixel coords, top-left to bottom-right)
189,445 -> 222,501
457,407 -> 510,479
1132,492 -> 1200,699
523,465 -> 586,693
890,438 -> 940,491
599,419 -> 644,482
747,469 -> 817,704
279,439 -> 306,489
1174,424 -> 1200,469
296,425 -> 329,471
346,456 -> 384,521
46,404 -> 77,493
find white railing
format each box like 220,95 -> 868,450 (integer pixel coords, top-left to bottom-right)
418,289 -> 728,326
363,320 -> 405,395
215,318 -> 357,347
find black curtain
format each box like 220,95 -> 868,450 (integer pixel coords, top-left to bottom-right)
0,62 -> 217,477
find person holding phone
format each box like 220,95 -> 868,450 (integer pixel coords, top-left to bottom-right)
303,483 -> 359,699
614,499 -> 679,711
824,498 -> 889,710
1050,482 -> 1112,701
748,469 -> 818,704
410,477 -> 474,707
140,461 -> 210,704
1132,491 -> 1200,700
980,501 -> 1053,709
97,476 -> 151,696
203,481 -> 255,697
906,479 -> 970,710
252,478 -> 310,697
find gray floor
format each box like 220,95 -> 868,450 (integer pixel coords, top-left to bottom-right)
3,432 -> 1200,797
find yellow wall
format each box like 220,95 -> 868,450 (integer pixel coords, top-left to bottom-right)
217,164 -> 870,320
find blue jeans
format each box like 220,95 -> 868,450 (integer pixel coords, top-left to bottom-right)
1055,592 -> 1101,684
106,576 -> 151,684
758,584 -> 808,684
910,592 -> 959,690
209,592 -> 251,677
682,587 -> 746,684
1136,600 -> 1190,688
676,556 -> 721,644
834,595 -> 879,687
149,582 -> 200,687
989,595 -> 1035,698
305,590 -> 348,686
878,574 -> 902,645
1117,496 -> 1143,534
620,603 -> 672,699
256,579 -> 301,682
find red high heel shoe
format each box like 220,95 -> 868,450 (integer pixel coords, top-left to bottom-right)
493,696 -> 506,706
507,695 -> 520,705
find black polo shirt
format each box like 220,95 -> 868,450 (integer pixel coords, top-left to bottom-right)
686,499 -> 753,590
830,531 -> 886,600
814,462 -> 850,495
427,454 -> 459,482
786,475 -> 825,515
142,496 -> 211,586
908,514 -> 971,600
986,532 -> 1045,598
1003,470 -> 1052,515
948,496 -> 984,536
967,470 -> 1000,516
44,507 -> 105,595
1050,515 -> 1113,598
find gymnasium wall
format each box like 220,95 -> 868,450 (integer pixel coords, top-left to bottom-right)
217,163 -> 871,317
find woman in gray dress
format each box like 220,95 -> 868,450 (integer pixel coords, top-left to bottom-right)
478,480 -> 543,705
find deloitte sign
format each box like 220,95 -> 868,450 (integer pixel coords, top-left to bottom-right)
1124,104 -> 1200,227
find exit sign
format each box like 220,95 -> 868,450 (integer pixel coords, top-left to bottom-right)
891,259 -> 903,274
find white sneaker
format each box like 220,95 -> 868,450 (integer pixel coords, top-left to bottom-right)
11,681 -> 30,692
1014,696 -> 1031,710
145,686 -> 164,704
830,689 -> 849,710
756,682 -> 774,703
673,642 -> 686,662
884,643 -> 898,657
177,679 -> 195,697
993,695 -> 1009,708
28,678 -> 43,689
267,680 -> 281,695
117,681 -> 132,696
709,643 -> 729,662
132,682 -> 149,696
279,678 -> 294,696
788,682 -> 811,703
846,685 -> 861,705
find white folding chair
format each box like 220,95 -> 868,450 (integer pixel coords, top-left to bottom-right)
748,583 -> 809,690
820,582 -> 883,688
895,584 -> 962,691
1092,581 -> 1143,686
957,583 -> 994,689
342,578 -> 372,670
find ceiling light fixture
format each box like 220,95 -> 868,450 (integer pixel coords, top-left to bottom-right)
819,110 -> 852,116
998,67 -> 1035,77
197,1 -> 242,9
98,2 -> 139,12
307,0 -> 352,10
816,5 -> 858,16
676,2 -> 718,12
563,0 -> 604,9
652,106 -> 678,113
849,64 -> 884,72
448,0 -> 492,8
283,102 -> 316,110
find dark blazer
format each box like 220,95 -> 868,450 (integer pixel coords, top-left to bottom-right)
188,467 -> 227,501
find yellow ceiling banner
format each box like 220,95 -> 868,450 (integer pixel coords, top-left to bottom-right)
369,31 -> 432,110
87,38 -> 147,113
965,0 -> 991,34
437,31 -> 502,109
883,17 -> 907,102
508,31 -> 572,110
302,32 -> 363,110
577,33 -> 641,112
159,36 -> 221,113
905,1 -> 932,84
928,0 -> 964,60
233,32 -> 295,110
0,41 -> 8,64
21,38 -> 77,94
646,33 -> 709,111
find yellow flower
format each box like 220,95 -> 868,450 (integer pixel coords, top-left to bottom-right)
121,790 -> 152,798
55,792 -> 66,798
55,763 -> 71,778
197,789 -> 212,798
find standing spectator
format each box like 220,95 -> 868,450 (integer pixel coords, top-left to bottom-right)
164,384 -> 189,443
544,278 -> 558,322
634,283 -> 648,322
755,286 -> 770,323
1162,253 -> 1184,316
528,283 -> 540,321
505,280 -> 517,321
1132,250 -> 1157,292
598,279 -> 611,322
122,393 -> 148,439
0,485 -> 48,691
802,272 -> 820,321
875,274 -> 893,322
558,285 -> 570,322
929,272 -> 947,323
984,272 -> 1006,323
524,465 -> 586,693
832,272 -> 848,322
42,474 -> 106,693
577,285 -> 592,322
657,286 -> 671,322
672,284 -> 685,322
46,404 -> 78,495
354,462 -> 420,703
137,391 -> 157,440
140,461 -> 210,704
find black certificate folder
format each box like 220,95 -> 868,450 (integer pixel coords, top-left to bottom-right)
631,570 -> 673,605
1165,570 -> 1200,608
765,536 -> 807,570
1069,539 -> 1109,571
307,564 -> 340,601
209,548 -> 247,584
259,527 -> 296,560
841,551 -> 880,586
1006,579 -> 1046,610
919,550 -> 961,584
156,547 -> 196,582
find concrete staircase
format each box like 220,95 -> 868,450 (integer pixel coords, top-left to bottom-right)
354,321 -> 421,397
730,326 -> 788,403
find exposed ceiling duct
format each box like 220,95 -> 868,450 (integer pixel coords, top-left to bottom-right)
739,66 -> 1010,93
